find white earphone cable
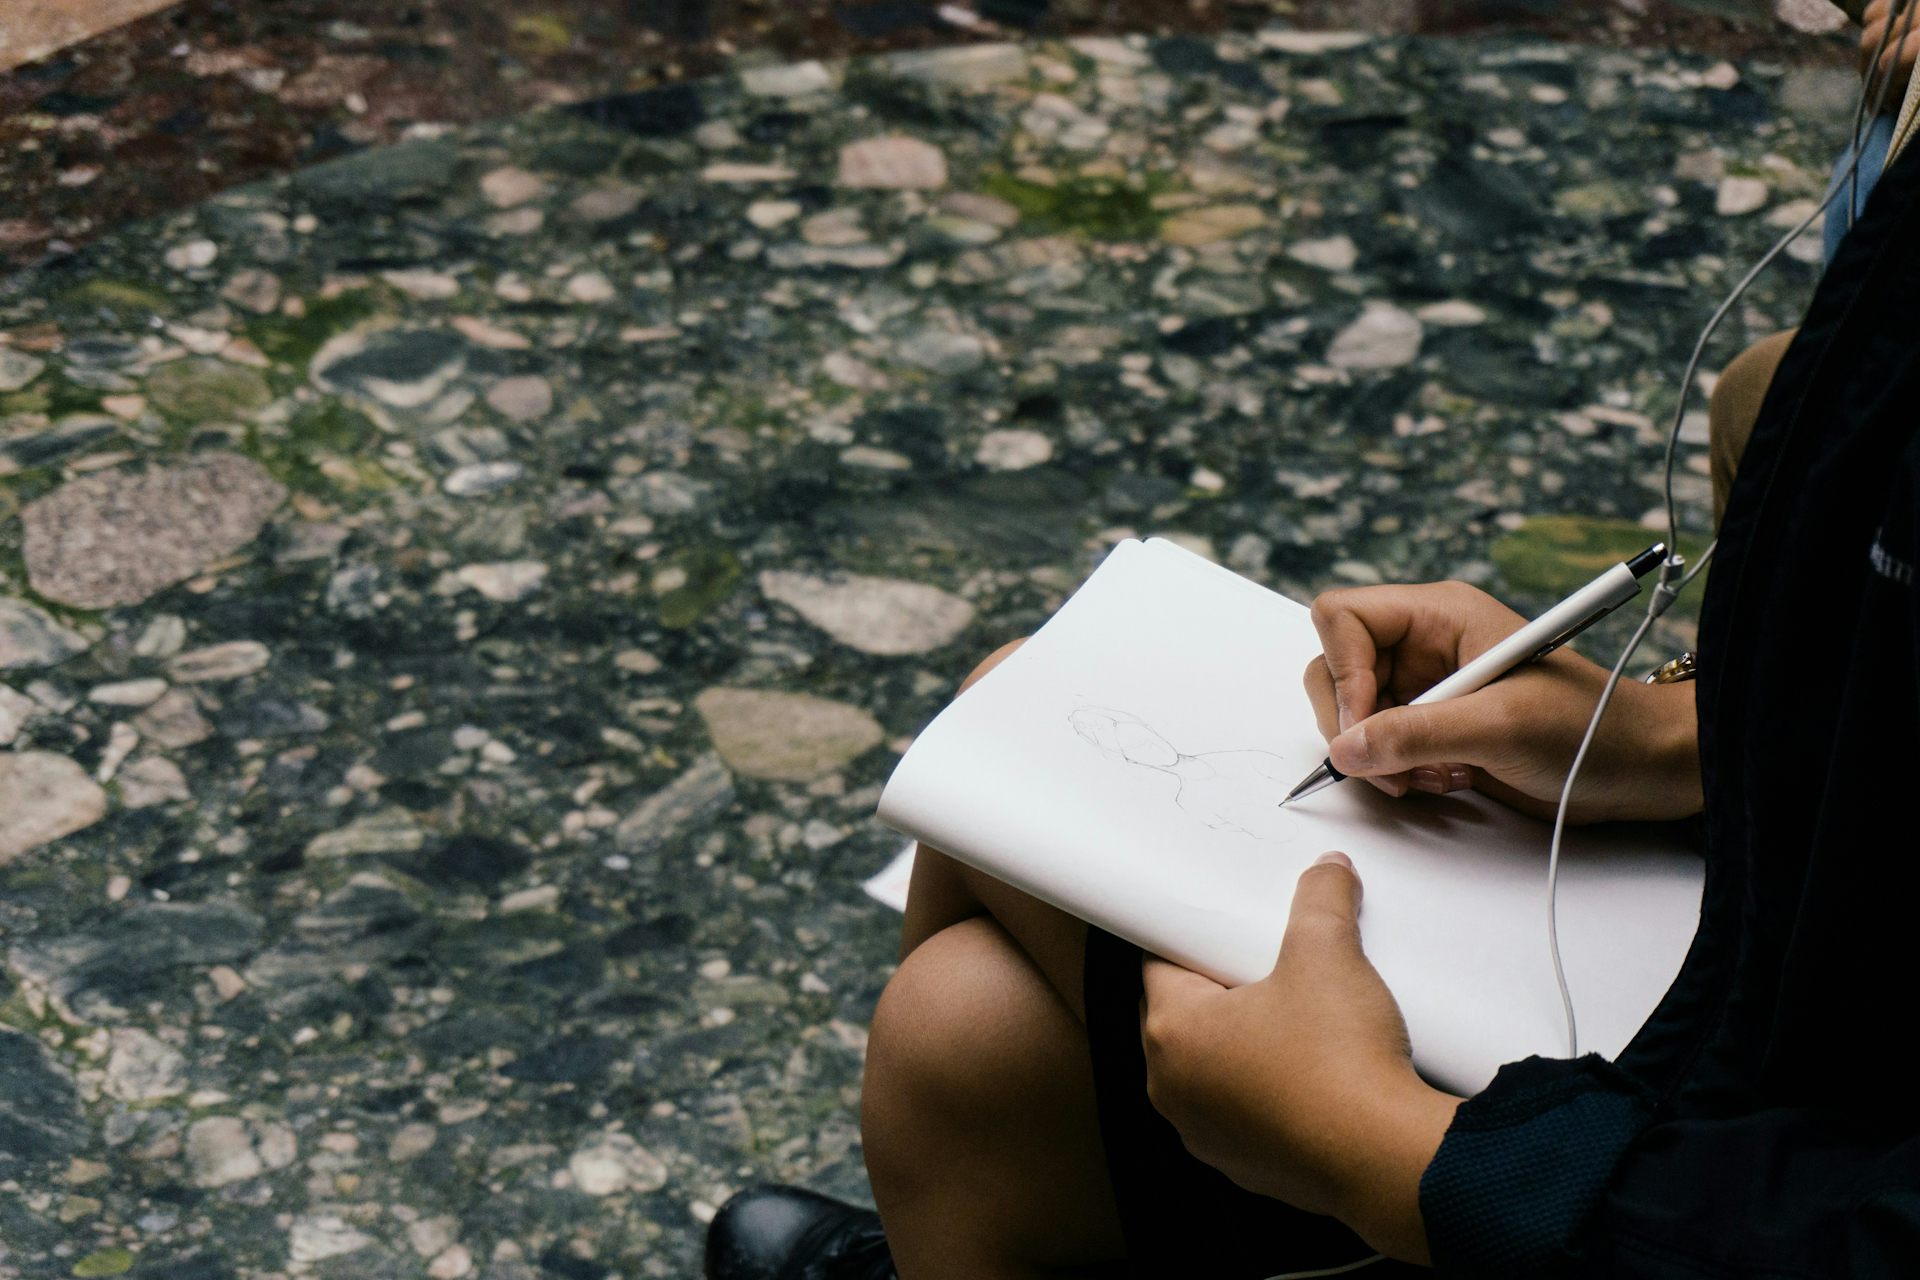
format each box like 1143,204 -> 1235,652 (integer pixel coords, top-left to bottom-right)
1849,0 -> 1905,229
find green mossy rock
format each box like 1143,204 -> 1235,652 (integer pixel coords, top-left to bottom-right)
979,172 -> 1162,240
145,359 -> 272,423
655,546 -> 743,629
71,1248 -> 134,1277
246,289 -> 382,367
1492,515 -> 1680,598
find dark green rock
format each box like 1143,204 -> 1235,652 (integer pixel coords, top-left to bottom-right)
291,138 -> 464,205
0,1028 -> 83,1171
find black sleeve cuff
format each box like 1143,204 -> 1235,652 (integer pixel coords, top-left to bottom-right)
1420,1055 -> 1657,1278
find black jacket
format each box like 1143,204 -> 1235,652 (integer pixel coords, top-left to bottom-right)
1419,115 -> 1920,1275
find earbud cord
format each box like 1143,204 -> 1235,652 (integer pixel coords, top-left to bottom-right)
1851,0 -> 1911,230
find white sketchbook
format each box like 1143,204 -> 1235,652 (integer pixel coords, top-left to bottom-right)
876,538 -> 1704,1096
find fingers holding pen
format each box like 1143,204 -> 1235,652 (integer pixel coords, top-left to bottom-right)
1328,699 -> 1509,789
1305,653 -> 1412,797
1300,577 -> 1702,826
1306,662 -> 1471,798
1307,593 -> 1393,732
1304,584 -> 1512,800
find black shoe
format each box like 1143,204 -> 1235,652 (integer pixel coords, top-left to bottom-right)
705,1185 -> 897,1280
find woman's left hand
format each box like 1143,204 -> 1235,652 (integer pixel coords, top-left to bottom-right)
1139,852 -> 1463,1264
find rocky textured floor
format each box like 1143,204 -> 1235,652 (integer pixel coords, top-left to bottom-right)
0,28 -> 1852,1280
0,0 -> 1854,270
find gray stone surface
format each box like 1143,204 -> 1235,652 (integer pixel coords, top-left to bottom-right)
0,24 -> 1842,1276
838,135 -> 948,189
118,755 -> 192,808
616,752 -> 738,854
131,687 -> 215,747
485,374 -> 553,421
103,1028 -> 188,1102
0,682 -> 32,743
0,597 -> 89,670
22,453 -> 286,609
166,640 -> 271,682
695,688 -> 887,780
0,1028 -> 83,1172
1326,301 -> 1424,370
569,1131 -> 671,1196
311,327 -> 470,407
186,1116 -> 264,1188
0,751 -> 108,864
760,570 -> 976,655
0,345 -> 44,392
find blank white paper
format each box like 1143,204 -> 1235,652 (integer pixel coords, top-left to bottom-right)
876,537 -> 1705,1096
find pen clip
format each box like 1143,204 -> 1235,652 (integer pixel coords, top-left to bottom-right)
1526,605 -> 1618,663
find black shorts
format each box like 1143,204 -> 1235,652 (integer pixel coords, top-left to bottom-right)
1083,926 -> 1428,1278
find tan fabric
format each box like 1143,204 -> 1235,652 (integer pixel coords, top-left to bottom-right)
1708,329 -> 1799,528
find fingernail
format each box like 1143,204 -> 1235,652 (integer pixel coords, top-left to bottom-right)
1336,694 -> 1353,733
1409,767 -> 1445,794
1313,851 -> 1353,871
1330,724 -> 1371,773
1447,765 -> 1472,792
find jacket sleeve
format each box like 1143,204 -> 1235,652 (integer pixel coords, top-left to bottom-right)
1420,1056 -> 1920,1277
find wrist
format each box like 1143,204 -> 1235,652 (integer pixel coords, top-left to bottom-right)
1635,678 -> 1702,819
1329,1069 -> 1462,1265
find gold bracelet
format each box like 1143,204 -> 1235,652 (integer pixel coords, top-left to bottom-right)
1642,651 -> 1699,684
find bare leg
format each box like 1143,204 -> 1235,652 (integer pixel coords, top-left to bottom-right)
900,839 -> 1091,1022
865,638 -> 1126,1277
864,916 -> 1125,1280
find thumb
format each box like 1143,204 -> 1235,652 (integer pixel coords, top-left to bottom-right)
1282,851 -> 1364,953
1327,699 -> 1501,779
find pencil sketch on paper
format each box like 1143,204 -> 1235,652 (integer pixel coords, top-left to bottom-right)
1066,706 -> 1298,841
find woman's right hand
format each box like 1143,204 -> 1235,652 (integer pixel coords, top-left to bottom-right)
1301,582 -> 1703,824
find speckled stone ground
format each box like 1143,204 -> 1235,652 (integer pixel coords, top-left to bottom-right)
0,28 -> 1853,1280
0,0 -> 1854,271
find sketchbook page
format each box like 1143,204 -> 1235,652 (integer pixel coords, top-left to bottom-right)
877,538 -> 1704,1095
863,841 -> 918,912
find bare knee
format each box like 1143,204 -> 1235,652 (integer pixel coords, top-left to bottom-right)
863,920 -> 1122,1273
864,917 -> 1053,1188
870,918 -> 1031,1115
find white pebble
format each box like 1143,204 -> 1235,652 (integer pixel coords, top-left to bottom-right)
566,272 -> 616,303
974,428 -> 1053,471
